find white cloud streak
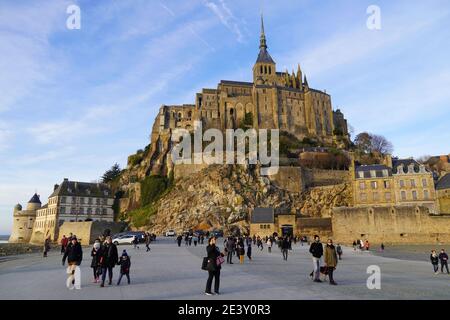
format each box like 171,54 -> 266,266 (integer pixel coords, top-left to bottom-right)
203,0 -> 245,42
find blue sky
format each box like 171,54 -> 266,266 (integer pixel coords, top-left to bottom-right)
1,0 -> 449,234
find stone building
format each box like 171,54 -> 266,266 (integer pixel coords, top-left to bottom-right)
352,157 -> 437,213
144,16 -> 349,175
249,207 -> 296,237
8,194 -> 41,243
436,173 -> 450,213
30,179 -> 114,243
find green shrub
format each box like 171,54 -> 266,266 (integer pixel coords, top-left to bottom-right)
128,205 -> 157,228
140,175 -> 168,207
128,153 -> 143,166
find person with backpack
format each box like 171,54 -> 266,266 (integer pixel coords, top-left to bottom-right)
205,237 -> 224,295
309,235 -> 324,283
117,250 -> 131,285
132,235 -> 139,250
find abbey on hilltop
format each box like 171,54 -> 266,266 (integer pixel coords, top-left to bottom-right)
148,15 -> 348,156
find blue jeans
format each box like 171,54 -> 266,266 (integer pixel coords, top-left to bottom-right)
312,257 -> 321,280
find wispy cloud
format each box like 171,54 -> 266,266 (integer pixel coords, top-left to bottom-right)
203,0 -> 245,42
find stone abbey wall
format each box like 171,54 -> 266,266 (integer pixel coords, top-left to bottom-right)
58,221 -> 126,245
332,205 -> 450,244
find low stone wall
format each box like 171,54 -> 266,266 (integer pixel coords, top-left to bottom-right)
57,221 -> 126,245
268,167 -> 304,193
296,217 -> 332,238
0,243 -> 42,257
303,168 -> 349,187
332,205 -> 450,244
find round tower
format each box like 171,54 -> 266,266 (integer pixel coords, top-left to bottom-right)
8,194 -> 40,243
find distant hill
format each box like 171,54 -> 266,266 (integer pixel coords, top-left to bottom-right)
0,235 -> 10,240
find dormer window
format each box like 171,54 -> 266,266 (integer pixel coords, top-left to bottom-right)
358,171 -> 364,179
370,170 -> 376,178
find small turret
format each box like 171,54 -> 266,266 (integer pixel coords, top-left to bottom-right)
14,203 -> 22,213
303,75 -> 309,90
26,193 -> 41,211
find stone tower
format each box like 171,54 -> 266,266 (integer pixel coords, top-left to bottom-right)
252,14 -> 276,85
8,194 -> 41,243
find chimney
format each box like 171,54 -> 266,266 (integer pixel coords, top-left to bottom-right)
54,184 -> 59,191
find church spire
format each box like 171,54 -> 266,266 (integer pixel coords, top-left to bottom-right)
259,14 -> 267,50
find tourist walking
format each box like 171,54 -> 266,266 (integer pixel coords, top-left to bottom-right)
145,232 -> 151,252
380,243 -> 385,252
205,237 -> 224,295
132,236 -> 139,250
90,240 -> 102,283
189,234 -> 193,246
177,235 -> 183,247
439,249 -> 449,274
267,238 -> 272,253
247,241 -> 252,260
336,244 -> 343,260
117,250 -> 131,285
226,237 -> 235,264
324,239 -> 338,285
281,237 -> 289,261
431,250 -> 439,274
309,235 -> 324,283
99,236 -> 119,287
60,235 -> 68,254
43,237 -> 51,258
62,236 -> 83,290
184,234 -> 189,246
352,240 -> 357,251
237,239 -> 245,264
193,235 -> 198,247
365,240 -> 370,251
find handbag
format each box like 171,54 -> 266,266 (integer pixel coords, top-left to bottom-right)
201,257 -> 209,271
216,255 -> 225,266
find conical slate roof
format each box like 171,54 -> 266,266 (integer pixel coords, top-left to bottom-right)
28,193 -> 41,204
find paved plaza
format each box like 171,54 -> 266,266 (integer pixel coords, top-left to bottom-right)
0,239 -> 449,300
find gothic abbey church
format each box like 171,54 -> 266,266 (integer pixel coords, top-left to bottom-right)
146,16 -> 349,175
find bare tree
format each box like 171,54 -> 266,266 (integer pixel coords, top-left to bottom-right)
370,134 -> 393,155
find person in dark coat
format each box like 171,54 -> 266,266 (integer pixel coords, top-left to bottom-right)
324,239 -> 338,285
62,236 -> 83,290
430,250 -> 439,274
43,237 -> 51,257
117,250 -> 131,285
205,237 -> 224,295
309,235 -> 324,282
177,235 -> 183,247
90,241 -> 101,283
438,249 -> 449,274
145,232 -> 151,252
246,241 -> 252,260
226,237 -> 235,264
99,236 -> 119,287
281,237 -> 290,261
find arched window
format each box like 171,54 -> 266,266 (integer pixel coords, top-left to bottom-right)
230,108 -> 234,115
264,66 -> 267,74
178,112 -> 182,119
268,66 -> 271,74
260,65 -> 263,74
188,111 -> 192,118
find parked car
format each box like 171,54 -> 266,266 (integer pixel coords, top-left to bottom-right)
112,235 -> 135,245
193,230 -> 205,237
165,229 -> 176,237
112,231 -> 146,243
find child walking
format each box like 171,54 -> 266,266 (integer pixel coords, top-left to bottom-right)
117,250 -> 131,285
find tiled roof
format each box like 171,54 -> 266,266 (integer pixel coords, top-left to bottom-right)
220,80 -> 253,86
251,207 -> 274,223
436,173 -> 450,190
49,179 -> 112,198
256,48 -> 275,64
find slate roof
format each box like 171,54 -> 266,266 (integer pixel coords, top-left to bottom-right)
28,193 -> 41,204
251,207 -> 274,223
355,164 -> 392,178
220,80 -> 253,87
392,158 -> 421,174
49,179 -> 112,198
436,173 -> 450,190
256,48 -> 275,64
